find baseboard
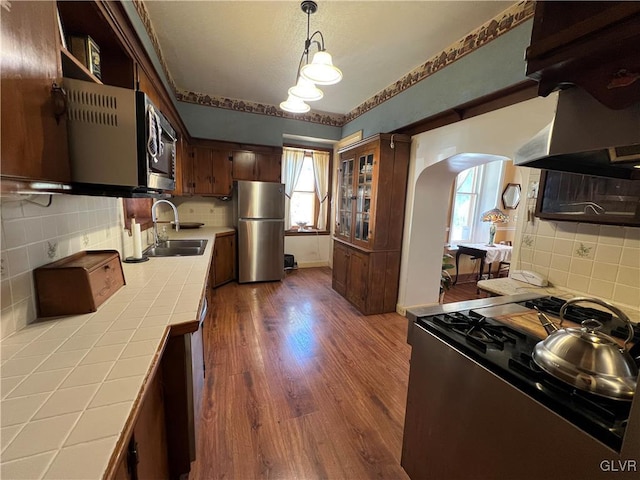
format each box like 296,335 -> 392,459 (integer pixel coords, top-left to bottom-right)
297,261 -> 330,268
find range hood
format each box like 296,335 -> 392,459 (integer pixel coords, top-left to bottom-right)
514,88 -> 640,180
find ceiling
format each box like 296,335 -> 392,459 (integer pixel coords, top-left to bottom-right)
143,1 -> 516,116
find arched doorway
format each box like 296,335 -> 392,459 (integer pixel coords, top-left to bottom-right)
397,94 -> 558,311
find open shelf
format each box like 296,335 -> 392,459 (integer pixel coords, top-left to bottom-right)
61,47 -> 103,84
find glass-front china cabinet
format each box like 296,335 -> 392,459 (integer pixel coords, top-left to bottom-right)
332,134 -> 411,314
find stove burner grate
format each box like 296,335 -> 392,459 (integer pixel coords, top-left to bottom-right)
432,313 -> 523,352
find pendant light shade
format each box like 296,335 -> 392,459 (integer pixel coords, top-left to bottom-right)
279,94 -> 310,113
288,76 -> 323,101
300,51 -> 343,85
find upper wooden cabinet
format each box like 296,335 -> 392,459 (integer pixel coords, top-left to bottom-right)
1,0 -> 70,182
525,1 -> 640,109
188,145 -> 233,196
332,134 -> 411,315
335,134 -> 410,251
171,136 -> 192,196
232,150 -> 282,183
57,1 -> 135,89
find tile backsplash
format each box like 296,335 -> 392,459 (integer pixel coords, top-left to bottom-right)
515,171 -> 640,311
1,195 -> 124,338
156,196 -> 233,226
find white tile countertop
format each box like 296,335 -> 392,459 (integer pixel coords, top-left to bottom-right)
477,277 -> 640,323
0,226 -> 234,479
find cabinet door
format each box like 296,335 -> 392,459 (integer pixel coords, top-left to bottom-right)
193,146 -> 213,194
1,0 -> 70,182
132,367 -> 170,479
346,250 -> 369,311
137,67 -> 163,113
352,150 -> 376,248
190,322 -> 205,440
256,152 -> 282,182
332,242 -> 349,296
232,151 -> 256,181
170,136 -> 190,196
213,233 -> 236,287
211,150 -> 233,196
335,155 -> 355,242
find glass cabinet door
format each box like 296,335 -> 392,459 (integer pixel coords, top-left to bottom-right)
354,153 -> 374,244
336,156 -> 354,239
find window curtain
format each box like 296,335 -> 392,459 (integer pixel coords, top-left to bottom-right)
312,151 -> 330,230
282,147 -> 305,229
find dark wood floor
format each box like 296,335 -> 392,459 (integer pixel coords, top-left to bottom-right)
442,281 -> 486,304
191,268 -> 478,479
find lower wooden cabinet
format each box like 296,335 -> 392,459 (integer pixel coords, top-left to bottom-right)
211,231 -> 236,288
332,240 -> 401,315
112,366 -> 170,479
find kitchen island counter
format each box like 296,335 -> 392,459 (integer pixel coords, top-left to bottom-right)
0,226 -> 234,479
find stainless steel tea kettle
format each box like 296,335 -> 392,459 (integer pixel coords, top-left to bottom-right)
533,297 -> 638,401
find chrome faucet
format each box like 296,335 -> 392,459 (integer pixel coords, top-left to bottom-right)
151,199 -> 179,245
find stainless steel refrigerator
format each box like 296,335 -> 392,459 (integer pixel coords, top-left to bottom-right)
234,180 -> 285,283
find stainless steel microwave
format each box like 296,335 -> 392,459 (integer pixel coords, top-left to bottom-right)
64,78 -> 176,193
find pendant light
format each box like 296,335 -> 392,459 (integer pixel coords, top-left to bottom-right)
280,1 -> 342,113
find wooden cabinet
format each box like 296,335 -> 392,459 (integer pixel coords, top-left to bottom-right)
112,364 -> 170,480
1,0 -> 70,182
332,134 -> 410,314
232,151 -> 257,181
535,170 -> 640,226
332,242 -> 350,297
211,231 -> 236,288
332,241 -> 403,315
189,145 -> 233,196
335,134 -> 410,251
161,324 -> 204,479
57,2 -> 135,89
173,136 -> 193,196
525,1 -> 640,109
193,146 -> 214,193
255,152 -> 282,182
232,149 -> 282,183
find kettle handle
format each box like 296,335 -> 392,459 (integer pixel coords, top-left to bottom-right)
559,297 -> 634,350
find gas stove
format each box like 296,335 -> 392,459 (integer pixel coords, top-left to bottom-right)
416,296 -> 638,451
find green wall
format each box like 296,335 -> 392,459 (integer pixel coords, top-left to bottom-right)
342,21 -> 534,138
124,2 -> 534,146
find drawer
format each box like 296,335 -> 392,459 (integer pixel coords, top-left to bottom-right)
34,250 -> 125,317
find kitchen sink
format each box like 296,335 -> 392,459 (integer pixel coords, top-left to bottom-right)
143,239 -> 208,257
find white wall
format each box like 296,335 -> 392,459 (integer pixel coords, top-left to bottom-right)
398,94 -> 559,312
284,235 -> 331,268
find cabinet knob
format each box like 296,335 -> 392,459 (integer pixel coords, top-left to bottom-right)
51,83 -> 67,125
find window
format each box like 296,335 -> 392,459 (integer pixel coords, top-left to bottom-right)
449,161 -> 505,244
449,167 -> 482,244
282,147 -> 331,232
289,155 -> 316,228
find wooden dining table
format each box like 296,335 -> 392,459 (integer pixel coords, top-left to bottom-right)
451,243 -> 513,285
